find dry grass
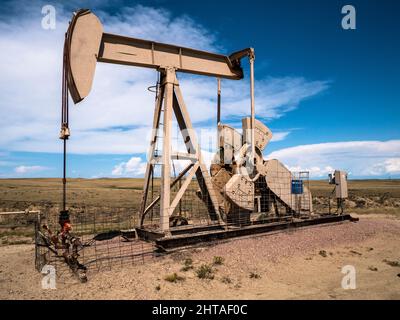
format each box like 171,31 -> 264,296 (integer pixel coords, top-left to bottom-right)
213,256 -> 224,265
249,272 -> 261,279
164,273 -> 185,283
310,179 -> 400,198
196,264 -> 214,279
0,178 -> 145,208
0,178 -> 399,218
383,259 -> 400,267
181,258 -> 194,272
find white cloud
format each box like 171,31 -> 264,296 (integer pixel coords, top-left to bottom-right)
271,131 -> 291,142
384,158 -> 400,173
266,140 -> 400,178
14,165 -> 48,174
0,3 -> 328,155
366,158 -> 400,176
286,165 -> 335,177
99,5 -> 218,52
112,157 -> 146,176
217,77 -> 330,120
111,140 -> 400,178
111,149 -> 218,177
111,163 -> 124,176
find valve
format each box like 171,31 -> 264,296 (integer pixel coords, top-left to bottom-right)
59,124 -> 70,140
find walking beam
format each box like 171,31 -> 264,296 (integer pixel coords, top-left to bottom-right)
66,9 -> 250,104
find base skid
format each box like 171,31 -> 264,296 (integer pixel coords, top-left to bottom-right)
137,214 -> 356,250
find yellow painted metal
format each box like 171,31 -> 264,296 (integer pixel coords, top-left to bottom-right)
67,10 -> 247,104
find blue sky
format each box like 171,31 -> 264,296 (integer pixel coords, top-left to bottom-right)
0,0 -> 399,179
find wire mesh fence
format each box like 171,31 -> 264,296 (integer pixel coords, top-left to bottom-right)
34,207 -> 156,283
141,162 -> 315,231
30,158 -> 339,282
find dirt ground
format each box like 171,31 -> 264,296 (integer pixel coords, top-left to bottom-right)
1,214 -> 399,300
1,178 -> 399,299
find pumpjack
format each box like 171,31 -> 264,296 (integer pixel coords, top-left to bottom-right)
40,9 -> 354,259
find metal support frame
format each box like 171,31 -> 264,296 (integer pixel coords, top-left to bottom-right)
249,51 -> 255,167
154,214 -> 355,250
64,9 -> 257,235
217,78 -> 221,125
139,73 -> 166,218
139,68 -> 223,234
